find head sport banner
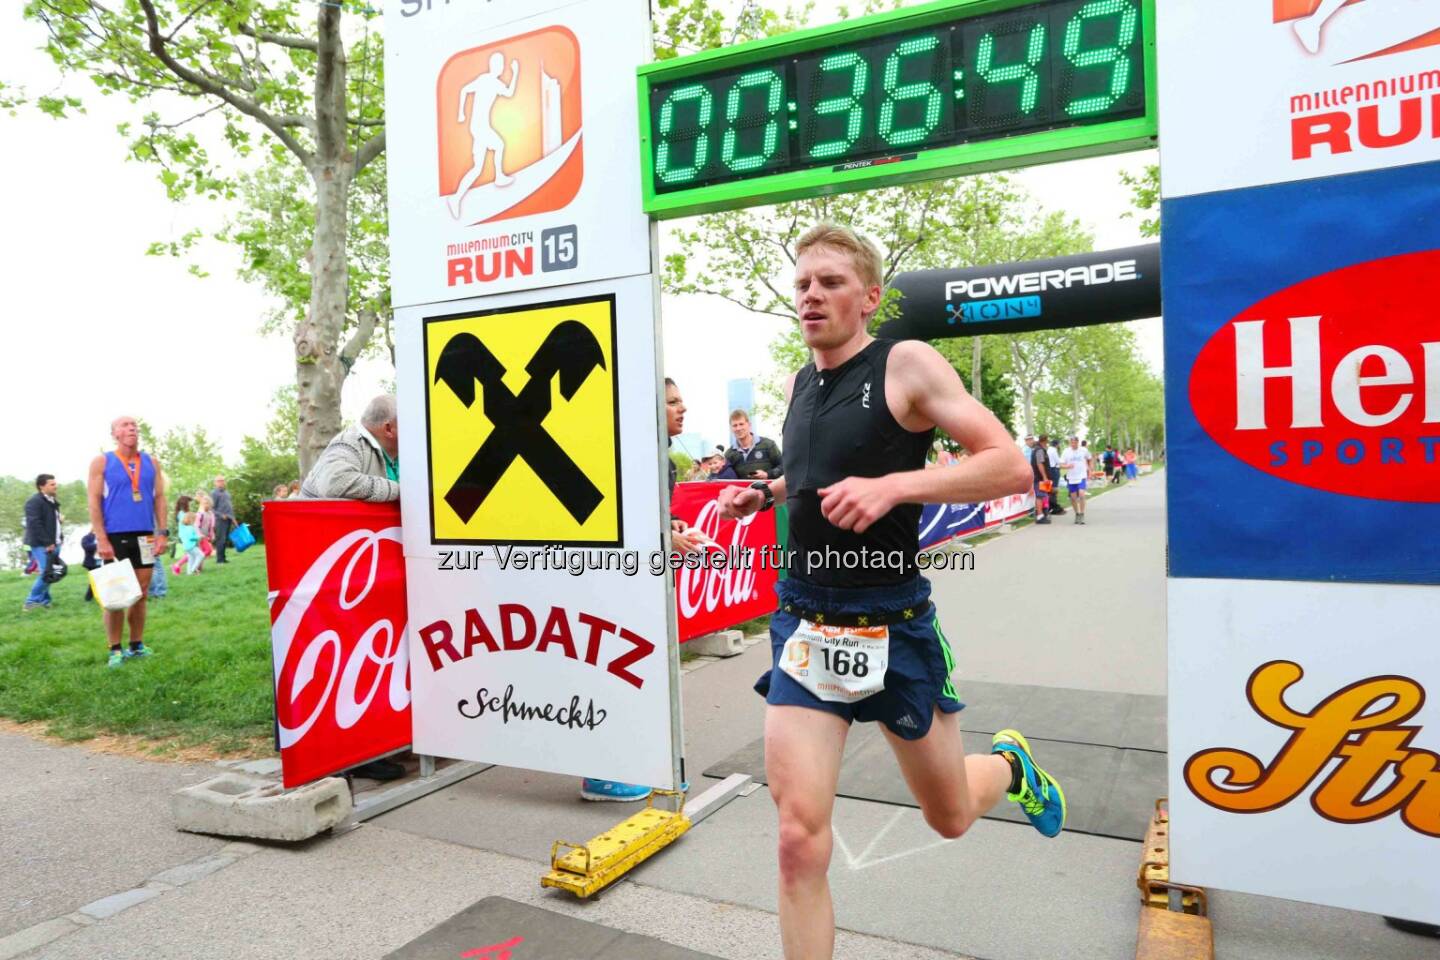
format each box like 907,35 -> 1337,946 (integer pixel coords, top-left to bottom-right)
670,481 -> 779,643
1159,0 -> 1440,926
1162,159 -> 1440,585
263,501 -> 411,789
877,244 -> 1160,340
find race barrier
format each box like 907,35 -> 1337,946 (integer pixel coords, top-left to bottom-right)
263,501 -> 411,790
263,488 -> 1024,786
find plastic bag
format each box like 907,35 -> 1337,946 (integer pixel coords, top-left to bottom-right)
90,559 -> 143,612
229,523 -> 256,553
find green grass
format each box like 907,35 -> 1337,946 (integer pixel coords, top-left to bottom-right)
0,547 -> 276,756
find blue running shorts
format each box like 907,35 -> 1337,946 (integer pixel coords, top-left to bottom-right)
754,576 -> 964,740
1067,478 -> 1087,495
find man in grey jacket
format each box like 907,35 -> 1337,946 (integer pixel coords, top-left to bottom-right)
296,394 -> 404,780
211,475 -> 238,564
300,395 -> 400,502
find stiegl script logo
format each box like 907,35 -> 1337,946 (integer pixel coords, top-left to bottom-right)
1186,660 -> 1438,838
1188,249 -> 1440,502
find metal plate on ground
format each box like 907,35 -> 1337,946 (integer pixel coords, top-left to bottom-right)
704,728 -> 1163,841
384,896 -> 721,960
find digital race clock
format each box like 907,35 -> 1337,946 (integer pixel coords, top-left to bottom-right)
637,0 -> 1155,219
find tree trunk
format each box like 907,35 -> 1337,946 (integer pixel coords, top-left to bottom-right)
294,4 -> 356,477
970,337 -> 983,404
1011,341 -> 1036,436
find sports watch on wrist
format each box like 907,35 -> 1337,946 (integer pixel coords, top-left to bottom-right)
157,528 -> 170,537
749,480 -> 775,512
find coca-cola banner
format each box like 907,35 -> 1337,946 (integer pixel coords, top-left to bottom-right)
264,501 -> 411,789
671,481 -> 779,642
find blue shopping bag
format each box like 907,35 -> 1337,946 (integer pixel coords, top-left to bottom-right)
229,523 -> 256,553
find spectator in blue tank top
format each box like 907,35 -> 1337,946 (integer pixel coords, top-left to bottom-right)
87,415 -> 169,669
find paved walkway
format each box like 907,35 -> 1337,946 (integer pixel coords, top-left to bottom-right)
5,469 -> 1433,959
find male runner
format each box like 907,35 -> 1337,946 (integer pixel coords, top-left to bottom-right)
1060,436 -> 1091,524
88,415 -> 168,668
449,51 -> 520,217
719,224 -> 1066,960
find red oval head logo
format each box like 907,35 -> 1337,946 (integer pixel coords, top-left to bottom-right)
1189,249 -> 1440,502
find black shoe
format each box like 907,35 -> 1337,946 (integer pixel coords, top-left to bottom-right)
1385,917 -> 1440,937
349,759 -> 406,781
1035,516 -> 1051,524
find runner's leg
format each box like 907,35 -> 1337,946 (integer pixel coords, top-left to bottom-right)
129,569 -> 151,644
881,709 -> 1011,837
766,704 -> 849,960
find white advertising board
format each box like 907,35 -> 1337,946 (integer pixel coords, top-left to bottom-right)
384,0 -> 653,308
1158,0 -> 1440,198
393,272 -> 678,786
1167,577 -> 1440,924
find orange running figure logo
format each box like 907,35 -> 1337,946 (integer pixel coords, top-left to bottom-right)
436,26 -> 583,225
1273,0 -> 1440,60
1185,660 -> 1440,837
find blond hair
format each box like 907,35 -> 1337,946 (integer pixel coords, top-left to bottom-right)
795,223 -> 883,290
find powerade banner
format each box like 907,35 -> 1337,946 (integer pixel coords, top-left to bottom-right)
877,244 -> 1160,340
1162,158 -> 1440,585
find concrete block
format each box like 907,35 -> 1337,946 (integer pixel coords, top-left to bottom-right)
686,629 -> 745,658
171,773 -> 352,842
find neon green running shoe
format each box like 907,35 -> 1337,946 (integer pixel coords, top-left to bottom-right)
107,649 -> 125,669
992,728 -> 1067,838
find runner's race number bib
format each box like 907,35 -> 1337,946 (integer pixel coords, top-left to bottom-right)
780,620 -> 889,704
138,536 -> 156,566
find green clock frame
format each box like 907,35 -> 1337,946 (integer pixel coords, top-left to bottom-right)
637,0 -> 1158,220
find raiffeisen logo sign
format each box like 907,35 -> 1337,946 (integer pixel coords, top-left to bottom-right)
1279,0 -> 1440,162
436,27 -> 583,227
1188,249 -> 1440,502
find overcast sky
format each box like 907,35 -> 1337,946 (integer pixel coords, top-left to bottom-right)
2,3 -> 1158,482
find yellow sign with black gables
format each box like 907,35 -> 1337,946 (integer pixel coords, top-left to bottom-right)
423,293 -> 621,545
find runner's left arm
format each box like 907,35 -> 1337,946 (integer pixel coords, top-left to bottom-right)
151,458 -> 169,556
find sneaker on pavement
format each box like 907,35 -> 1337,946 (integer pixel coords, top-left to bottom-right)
124,644 -> 153,659
107,650 -> 125,669
580,778 -> 651,802
993,728 -> 1067,838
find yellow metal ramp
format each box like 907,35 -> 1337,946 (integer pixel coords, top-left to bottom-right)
542,790 -> 691,898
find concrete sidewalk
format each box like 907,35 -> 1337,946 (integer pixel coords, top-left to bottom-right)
5,469 -> 1433,959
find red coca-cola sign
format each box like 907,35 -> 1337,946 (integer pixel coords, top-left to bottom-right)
1189,249 -> 1440,503
264,501 -> 412,787
671,481 -> 780,642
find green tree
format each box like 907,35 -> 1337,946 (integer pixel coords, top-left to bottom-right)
140,423 -> 228,501
1120,163 -> 1160,238
21,0 -> 387,475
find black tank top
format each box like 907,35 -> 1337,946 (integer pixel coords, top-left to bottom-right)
782,339 -> 934,587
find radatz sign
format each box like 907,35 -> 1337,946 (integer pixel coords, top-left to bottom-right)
1159,0 -> 1440,926
263,501 -> 412,789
